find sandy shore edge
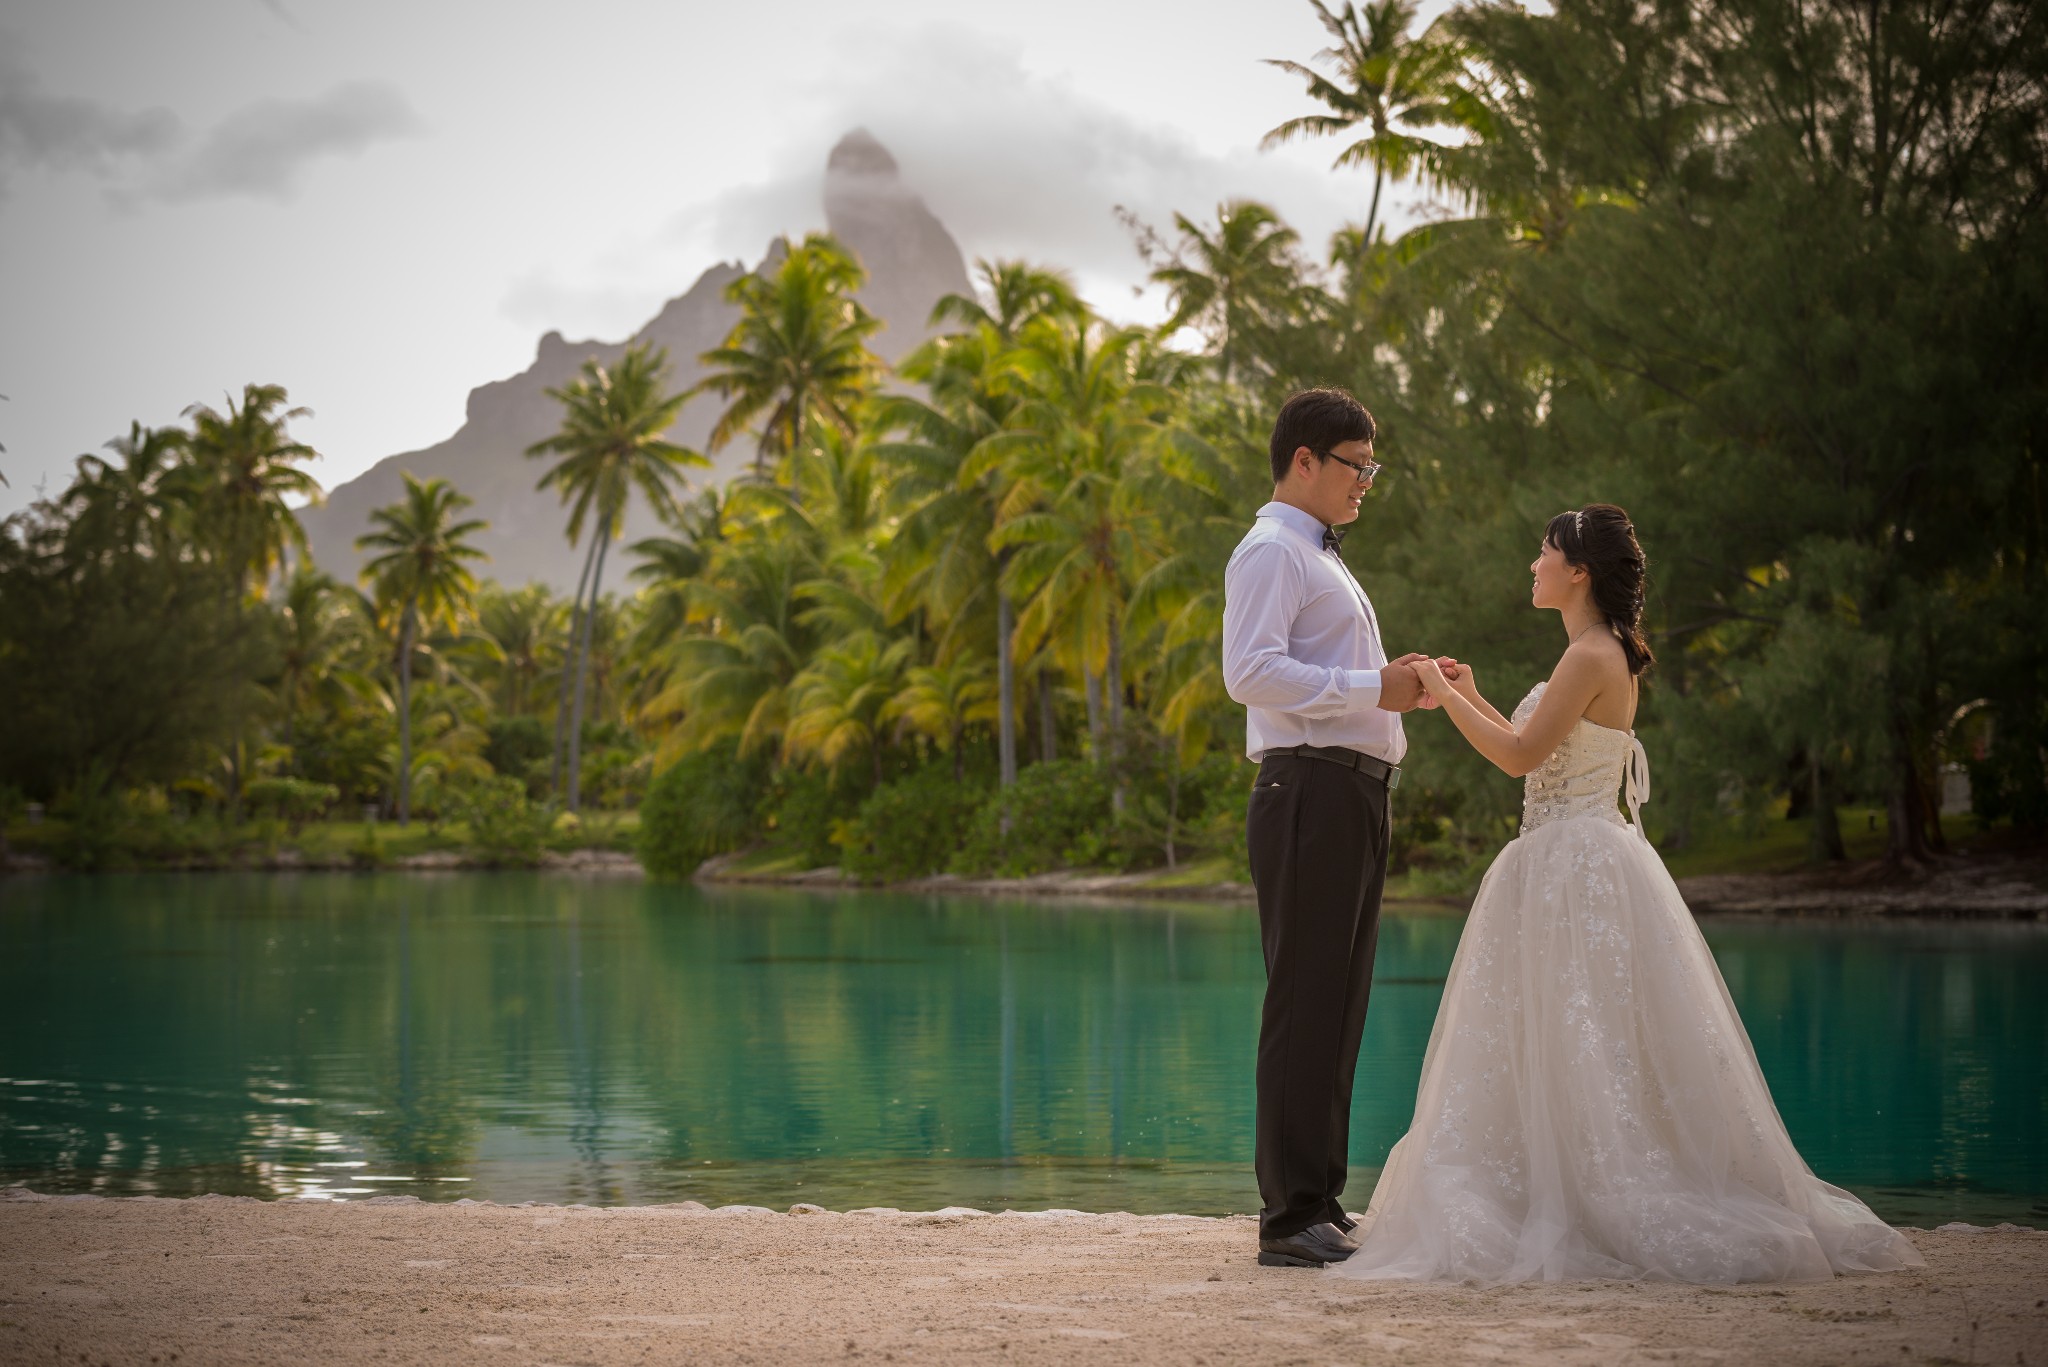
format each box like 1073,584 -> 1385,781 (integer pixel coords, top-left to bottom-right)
4,1190 -> 2043,1365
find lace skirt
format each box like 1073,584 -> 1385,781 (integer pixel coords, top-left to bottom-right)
1335,814 -> 1924,1284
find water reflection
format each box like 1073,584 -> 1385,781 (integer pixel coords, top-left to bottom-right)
0,874 -> 2041,1224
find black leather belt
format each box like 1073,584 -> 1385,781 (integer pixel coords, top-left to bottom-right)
1266,744 -> 1401,790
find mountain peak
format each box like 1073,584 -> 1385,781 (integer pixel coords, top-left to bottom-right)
293,130 -> 973,592
827,128 -> 900,180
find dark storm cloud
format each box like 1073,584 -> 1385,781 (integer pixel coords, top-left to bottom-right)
140,80 -> 422,204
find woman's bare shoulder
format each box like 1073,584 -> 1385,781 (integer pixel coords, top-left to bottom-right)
1564,630 -> 1634,727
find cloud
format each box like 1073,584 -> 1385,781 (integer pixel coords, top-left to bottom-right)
140,80 -> 422,203
632,24 -> 1362,323
497,22 -> 1373,339
0,35 -> 420,209
0,50 -> 180,194
824,26 -> 1358,303
254,0 -> 304,30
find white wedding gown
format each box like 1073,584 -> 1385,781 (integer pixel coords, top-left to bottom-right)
1335,684 -> 1924,1284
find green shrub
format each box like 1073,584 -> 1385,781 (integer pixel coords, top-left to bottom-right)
757,765 -> 847,869
457,775 -> 551,867
484,717 -> 551,795
841,765 -> 991,882
348,822 -> 387,869
637,741 -> 771,879
243,776 -> 340,834
951,759 -> 1114,877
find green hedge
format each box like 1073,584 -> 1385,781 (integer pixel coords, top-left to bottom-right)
840,766 -> 991,883
636,741 -> 770,879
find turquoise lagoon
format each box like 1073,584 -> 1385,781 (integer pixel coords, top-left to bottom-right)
1,874 -> 2041,1225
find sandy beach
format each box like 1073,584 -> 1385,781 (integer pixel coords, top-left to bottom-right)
2,1192 -> 2042,1366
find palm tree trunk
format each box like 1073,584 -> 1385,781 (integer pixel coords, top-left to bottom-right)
566,522 -> 612,813
1808,757 -> 1845,863
1163,734 -> 1179,869
1363,168 -> 1385,252
1084,667 -> 1103,757
996,590 -> 1018,789
1038,667 -> 1057,763
1106,610 -> 1125,815
282,671 -> 298,777
1885,712 -> 1933,867
551,535 -> 601,798
397,606 -> 416,826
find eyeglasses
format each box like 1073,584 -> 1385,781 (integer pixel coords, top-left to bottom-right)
1320,449 -> 1382,485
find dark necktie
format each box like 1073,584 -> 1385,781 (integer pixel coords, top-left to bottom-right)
1322,525 -> 1345,555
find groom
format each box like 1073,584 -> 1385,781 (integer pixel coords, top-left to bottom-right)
1222,387 -> 1445,1268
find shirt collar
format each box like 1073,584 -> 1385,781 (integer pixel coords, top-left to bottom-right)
1257,500 -> 1331,550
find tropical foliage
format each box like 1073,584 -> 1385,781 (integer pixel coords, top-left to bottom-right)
4,0 -> 2042,878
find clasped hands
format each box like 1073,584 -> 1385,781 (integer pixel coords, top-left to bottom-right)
1377,653 -> 1475,714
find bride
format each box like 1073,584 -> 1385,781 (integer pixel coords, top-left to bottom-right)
1333,505 -> 1924,1284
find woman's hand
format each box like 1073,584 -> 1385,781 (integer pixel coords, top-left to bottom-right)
1413,655 -> 1452,704
1439,658 -> 1478,701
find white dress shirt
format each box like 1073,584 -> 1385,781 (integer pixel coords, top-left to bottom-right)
1222,501 -> 1406,765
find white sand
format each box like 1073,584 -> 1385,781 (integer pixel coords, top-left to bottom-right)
2,1192 -> 2042,1365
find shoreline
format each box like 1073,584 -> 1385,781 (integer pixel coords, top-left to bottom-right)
4,845 -> 2043,919
3,1190 -> 2041,1366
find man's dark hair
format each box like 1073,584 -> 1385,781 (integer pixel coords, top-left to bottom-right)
1269,388 -> 1376,484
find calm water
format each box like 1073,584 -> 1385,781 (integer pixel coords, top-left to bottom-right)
1,874 -> 2042,1225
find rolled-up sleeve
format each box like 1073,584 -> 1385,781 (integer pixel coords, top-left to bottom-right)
1223,540 -> 1384,716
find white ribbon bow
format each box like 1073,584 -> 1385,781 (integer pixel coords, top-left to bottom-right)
1625,734 -> 1652,841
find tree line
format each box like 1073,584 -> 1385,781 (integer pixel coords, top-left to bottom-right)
3,0 -> 2042,877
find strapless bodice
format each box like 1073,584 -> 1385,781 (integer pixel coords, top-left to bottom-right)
1512,682 -> 1650,838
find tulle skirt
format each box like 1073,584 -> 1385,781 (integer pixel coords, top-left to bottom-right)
1336,815 -> 1924,1285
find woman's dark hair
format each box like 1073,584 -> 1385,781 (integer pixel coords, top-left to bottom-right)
1544,503 -> 1654,677
1269,388 -> 1376,484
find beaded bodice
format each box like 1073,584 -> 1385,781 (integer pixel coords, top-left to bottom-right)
1512,682 -> 1650,839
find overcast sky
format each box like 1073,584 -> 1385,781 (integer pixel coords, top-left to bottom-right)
0,0 -> 1447,512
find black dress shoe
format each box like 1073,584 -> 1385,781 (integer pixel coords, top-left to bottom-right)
1257,1222 -> 1358,1268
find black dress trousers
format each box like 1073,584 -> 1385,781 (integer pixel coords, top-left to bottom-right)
1246,750 -> 1391,1239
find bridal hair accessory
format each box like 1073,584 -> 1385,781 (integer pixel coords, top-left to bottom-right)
1575,510 -> 1587,535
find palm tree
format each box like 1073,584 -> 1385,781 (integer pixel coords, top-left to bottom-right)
785,631 -> 914,787
475,583 -> 564,718
977,317 -> 1172,803
929,259 -> 1086,343
356,474 -> 489,824
695,233 -> 884,478
181,382 -> 323,596
639,536 -> 815,768
879,260 -> 1089,792
1262,0 -> 1463,253
527,343 -> 704,813
179,383 -> 323,814
1151,201 -> 1311,387
890,654 -> 999,781
623,487 -> 729,711
62,421 -> 190,561
271,563 -> 368,769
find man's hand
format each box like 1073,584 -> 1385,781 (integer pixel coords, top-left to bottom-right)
1377,654 -> 1428,713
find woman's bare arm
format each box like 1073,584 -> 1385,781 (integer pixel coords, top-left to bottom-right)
1415,646 -> 1619,778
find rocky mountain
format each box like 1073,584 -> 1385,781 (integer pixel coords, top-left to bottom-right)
296,130 -> 972,591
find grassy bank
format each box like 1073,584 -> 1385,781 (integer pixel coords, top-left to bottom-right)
1,811 -> 640,872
